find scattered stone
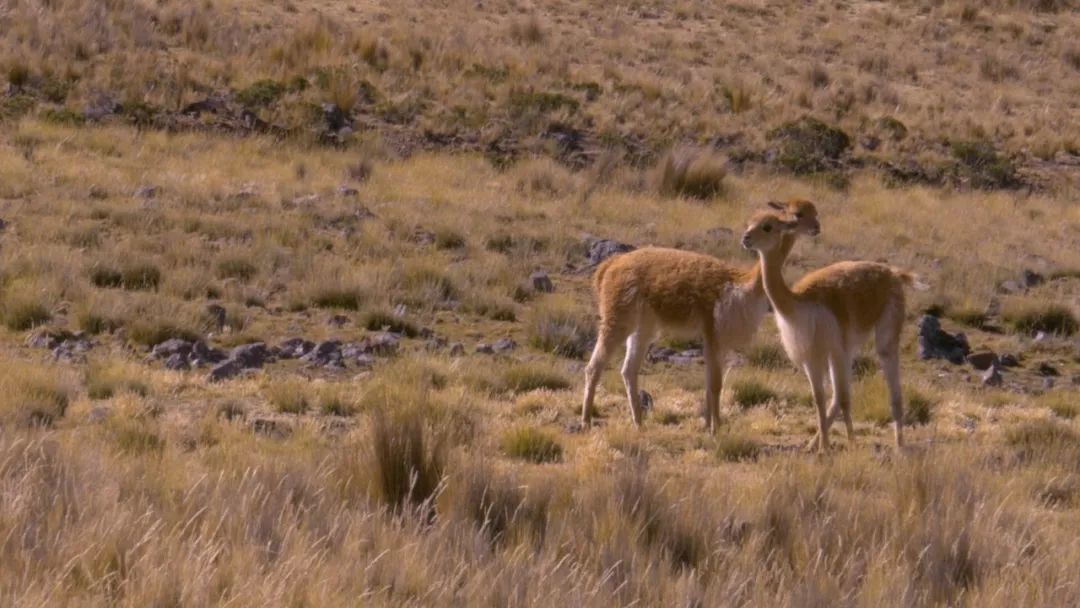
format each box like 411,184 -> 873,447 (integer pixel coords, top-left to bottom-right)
27,330 -> 94,362
164,353 -> 190,371
966,351 -> 998,371
352,353 -> 376,369
337,185 -> 359,197
327,314 -> 350,328
1043,378 -> 1056,390
476,343 -> 495,354
449,342 -> 466,357
133,185 -> 159,199
84,94 -> 122,120
639,390 -> 654,412
583,236 -> 635,267
208,359 -> 249,383
230,342 -> 272,368
1037,362 -> 1060,377
0,218 -> 7,231
425,336 -> 448,351
998,353 -> 1021,367
278,338 -> 316,359
531,271 -> 555,293
27,329 -> 68,350
88,406 -> 111,423
1034,331 -> 1049,343
670,349 -> 703,365
191,341 -> 227,366
304,340 -> 345,368
982,364 -> 1003,387
1022,269 -> 1044,289
322,103 -> 350,132
292,193 -> 320,206
1071,375 -> 1080,387
997,280 -> 1023,295
492,338 -> 516,353
917,315 -> 970,364
252,418 -> 292,439
648,347 -> 677,363
152,338 -> 193,359
357,332 -> 401,356
411,228 -> 436,245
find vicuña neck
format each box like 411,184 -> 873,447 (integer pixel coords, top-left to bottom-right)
745,233 -> 796,295
756,242 -> 797,317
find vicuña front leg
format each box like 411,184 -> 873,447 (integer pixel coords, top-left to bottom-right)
802,363 -> 831,452
621,332 -> 650,427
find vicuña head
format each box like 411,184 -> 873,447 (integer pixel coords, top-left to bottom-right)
582,199 -> 821,434
742,210 -> 924,451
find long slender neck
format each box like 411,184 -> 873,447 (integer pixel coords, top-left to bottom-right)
756,241 -> 798,318
744,233 -> 796,293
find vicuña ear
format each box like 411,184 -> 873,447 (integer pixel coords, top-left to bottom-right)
766,200 -> 785,211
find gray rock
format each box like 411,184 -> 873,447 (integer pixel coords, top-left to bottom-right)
1043,378 -> 1056,390
1037,362 -> 1059,377
648,347 -> 677,363
133,185 -> 159,199
476,343 -> 494,354
531,271 -> 555,293
278,338 -> 316,359
84,94 -> 121,120
982,364 -> 1003,387
998,353 -> 1020,367
209,359 -> 248,383
327,314 -> 350,328
917,315 -> 970,364
190,341 -> 227,366
425,336 -> 448,351
164,354 -> 190,371
1022,269 -> 1044,289
322,103 -> 350,131
152,338 -> 194,360
230,342 -> 271,368
966,351 -> 998,371
251,418 -> 292,439
357,332 -> 400,356
492,338 -> 516,353
303,340 -> 344,367
639,390 -> 654,412
337,185 -> 359,197
584,236 -> 635,266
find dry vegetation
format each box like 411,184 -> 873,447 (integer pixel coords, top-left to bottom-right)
2,0 -> 1080,606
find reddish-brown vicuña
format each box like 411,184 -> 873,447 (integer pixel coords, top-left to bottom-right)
582,200 -> 821,433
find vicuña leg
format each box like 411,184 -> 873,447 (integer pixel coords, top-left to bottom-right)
621,330 -> 652,427
878,347 -> 905,448
702,335 -> 725,434
582,326 -> 626,425
802,361 -> 831,452
829,355 -> 855,443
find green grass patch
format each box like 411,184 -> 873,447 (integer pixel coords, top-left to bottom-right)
501,427 -> 563,463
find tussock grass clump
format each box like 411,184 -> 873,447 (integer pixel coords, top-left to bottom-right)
309,286 -> 365,311
434,229 -> 466,250
527,301 -> 595,359
396,263 -> 458,305
0,363 -> 74,427
906,389 -> 934,426
0,288 -> 51,330
317,384 -> 358,416
1005,419 -> 1077,450
950,140 -> 1018,190
768,116 -> 851,175
745,342 -> 789,370
263,379 -> 310,414
498,362 -> 571,394
715,433 -> 762,462
501,427 -> 563,463
85,360 -> 150,400
1006,304 -> 1078,336
447,462 -> 549,545
90,262 -> 162,291
126,319 -> 200,347
509,16 -> 545,44
108,419 -> 166,456
1040,392 -> 1079,420
654,147 -> 726,200
731,380 -> 777,409
852,355 -> 878,379
215,256 -> 258,281
367,409 -> 446,513
947,305 -> 991,330
363,309 -> 419,337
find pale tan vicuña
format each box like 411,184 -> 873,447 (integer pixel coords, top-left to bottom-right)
582,199 -> 820,433
741,212 -> 924,451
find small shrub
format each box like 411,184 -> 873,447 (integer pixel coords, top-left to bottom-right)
655,147 -> 726,199
906,389 -> 934,425
950,140 -> 1019,189
86,361 -> 150,400
527,304 -> 595,359
501,427 -> 563,463
499,363 -> 571,393
264,379 -> 310,414
745,343 -> 789,370
768,116 -> 851,175
434,229 -> 466,250
1007,304 -> 1078,336
216,257 -> 258,281
716,433 -> 762,462
852,355 -> 878,379
363,310 -> 420,337
236,79 -> 286,107
310,287 -> 365,310
731,380 -> 777,409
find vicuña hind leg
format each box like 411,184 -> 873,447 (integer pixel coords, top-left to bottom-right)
878,347 -> 905,448
702,335 -> 725,435
829,355 -> 855,444
582,326 -> 627,425
621,329 -> 653,428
